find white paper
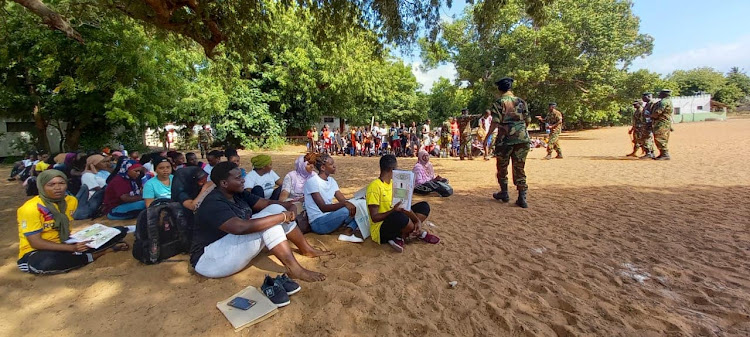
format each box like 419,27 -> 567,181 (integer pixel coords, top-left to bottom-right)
392,170 -> 414,211
65,223 -> 121,249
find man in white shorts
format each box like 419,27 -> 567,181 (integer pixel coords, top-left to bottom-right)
191,162 -> 329,281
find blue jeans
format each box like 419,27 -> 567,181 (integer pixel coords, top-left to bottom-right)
310,207 -> 357,234
108,200 -> 146,220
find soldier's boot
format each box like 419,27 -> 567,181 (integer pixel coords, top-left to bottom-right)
515,190 -> 528,208
639,151 -> 654,160
493,183 -> 510,202
555,150 -> 563,159
654,151 -> 670,160
543,153 -> 552,160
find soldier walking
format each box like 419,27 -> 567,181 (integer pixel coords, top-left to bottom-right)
537,103 -> 563,159
651,89 -> 673,160
487,77 -> 531,208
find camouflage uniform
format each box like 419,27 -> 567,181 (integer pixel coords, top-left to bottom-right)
545,109 -> 563,156
457,114 -> 480,159
632,103 -> 654,153
490,93 -> 531,191
198,129 -> 212,158
651,97 -> 672,153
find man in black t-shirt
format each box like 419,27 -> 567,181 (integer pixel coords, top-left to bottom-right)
191,162 -> 328,281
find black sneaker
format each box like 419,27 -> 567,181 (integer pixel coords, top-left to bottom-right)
262,275 -> 290,307
275,273 -> 301,295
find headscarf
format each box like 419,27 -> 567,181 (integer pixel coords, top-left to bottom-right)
417,150 -> 435,179
85,154 -> 105,174
36,170 -> 71,240
64,153 -> 77,167
251,154 -> 272,169
118,160 -> 143,194
289,155 -> 313,194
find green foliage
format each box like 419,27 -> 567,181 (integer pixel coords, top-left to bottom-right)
421,0 -> 653,127
214,80 -> 285,150
427,77 -> 471,123
668,67 -> 726,96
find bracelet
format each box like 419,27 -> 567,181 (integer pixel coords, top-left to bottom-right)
282,212 -> 288,223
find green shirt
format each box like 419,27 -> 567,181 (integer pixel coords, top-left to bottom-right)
652,98 -> 673,122
490,94 -> 531,145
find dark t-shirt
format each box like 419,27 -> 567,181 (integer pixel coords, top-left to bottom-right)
190,189 -> 260,266
171,166 -> 204,204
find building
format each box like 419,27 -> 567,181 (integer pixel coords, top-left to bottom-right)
670,94 -> 726,123
0,118 -> 64,157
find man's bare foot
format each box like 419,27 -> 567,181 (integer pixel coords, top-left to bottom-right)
288,266 -> 326,282
300,246 -> 333,258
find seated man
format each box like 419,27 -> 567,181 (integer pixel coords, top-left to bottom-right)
17,170 -> 128,274
244,154 -> 282,200
366,155 -> 440,253
192,161 -> 329,280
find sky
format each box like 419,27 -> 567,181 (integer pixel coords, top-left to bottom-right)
409,0 -> 750,92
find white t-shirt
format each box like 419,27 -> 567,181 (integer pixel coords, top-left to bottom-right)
303,174 -> 340,223
243,169 -> 280,199
81,172 -> 107,198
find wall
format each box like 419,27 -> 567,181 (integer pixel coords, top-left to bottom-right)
0,119 -> 64,157
671,94 -> 711,115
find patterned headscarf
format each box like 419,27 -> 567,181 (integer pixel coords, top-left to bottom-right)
36,170 -> 71,240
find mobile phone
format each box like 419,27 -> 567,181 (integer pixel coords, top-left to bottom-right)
228,297 -> 256,310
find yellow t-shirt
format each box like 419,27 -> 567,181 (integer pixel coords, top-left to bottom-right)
365,178 -> 393,244
17,195 -> 78,259
35,161 -> 50,172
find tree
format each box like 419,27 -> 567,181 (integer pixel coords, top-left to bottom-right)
726,67 -> 750,98
421,0 -> 653,127
10,0 -> 554,58
667,67 -> 726,96
427,77 -> 471,123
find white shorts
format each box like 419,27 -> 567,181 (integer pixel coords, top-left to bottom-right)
194,204 -> 296,278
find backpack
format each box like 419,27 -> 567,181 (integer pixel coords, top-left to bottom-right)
132,199 -> 192,264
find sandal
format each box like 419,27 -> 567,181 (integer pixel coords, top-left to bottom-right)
111,241 -> 130,252
421,233 -> 440,244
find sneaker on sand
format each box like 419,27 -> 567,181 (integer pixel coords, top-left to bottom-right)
275,274 -> 301,296
262,275 -> 290,307
388,238 -> 404,253
338,234 -> 364,243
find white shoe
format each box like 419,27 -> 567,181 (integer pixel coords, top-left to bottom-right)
338,234 -> 364,243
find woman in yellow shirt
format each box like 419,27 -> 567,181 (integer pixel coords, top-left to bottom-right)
366,155 -> 439,253
17,170 -> 129,275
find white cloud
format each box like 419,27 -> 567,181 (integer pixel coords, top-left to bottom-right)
631,35 -> 750,74
411,62 -> 458,92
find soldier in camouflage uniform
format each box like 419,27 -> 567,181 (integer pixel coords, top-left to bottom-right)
487,77 -> 531,208
651,89 -> 673,160
628,93 -> 656,158
457,108 -> 480,160
537,102 -> 563,159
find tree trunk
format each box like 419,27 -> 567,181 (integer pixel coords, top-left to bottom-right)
12,0 -> 84,43
32,103 -> 50,153
64,122 -> 82,151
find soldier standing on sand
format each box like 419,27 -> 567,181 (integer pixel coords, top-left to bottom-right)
486,77 -> 531,208
457,108 -> 481,160
198,125 -> 214,159
537,103 -> 563,160
651,89 -> 673,160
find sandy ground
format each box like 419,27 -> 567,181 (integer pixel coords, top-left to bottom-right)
1,119 -> 749,337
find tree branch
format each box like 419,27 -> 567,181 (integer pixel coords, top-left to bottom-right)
12,0 -> 84,43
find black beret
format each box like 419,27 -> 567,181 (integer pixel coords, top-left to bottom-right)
495,77 -> 514,90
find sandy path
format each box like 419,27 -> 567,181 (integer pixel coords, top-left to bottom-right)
1,119 -> 749,336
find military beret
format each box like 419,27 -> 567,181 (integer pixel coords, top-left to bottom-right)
641,92 -> 652,96
632,100 -> 641,104
495,77 -> 514,90
659,89 -> 672,94
548,102 -> 557,107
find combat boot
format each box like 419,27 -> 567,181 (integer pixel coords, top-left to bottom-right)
493,183 -> 510,202
654,151 -> 670,160
555,150 -> 563,159
515,190 -> 528,208
543,154 -> 552,160
639,151 -> 654,160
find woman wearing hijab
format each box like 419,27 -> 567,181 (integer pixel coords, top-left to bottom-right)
171,165 -> 212,212
17,170 -> 128,274
413,150 -> 452,197
103,160 -> 146,220
73,155 -> 112,220
278,153 -> 317,202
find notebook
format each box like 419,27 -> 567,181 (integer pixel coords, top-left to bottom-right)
217,286 -> 278,331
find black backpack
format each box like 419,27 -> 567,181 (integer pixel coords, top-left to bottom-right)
132,199 -> 192,264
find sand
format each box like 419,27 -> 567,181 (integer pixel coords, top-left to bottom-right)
1,119 -> 749,337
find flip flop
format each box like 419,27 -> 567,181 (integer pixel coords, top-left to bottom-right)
421,233 -> 440,244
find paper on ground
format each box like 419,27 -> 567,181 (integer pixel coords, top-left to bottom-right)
65,224 -> 121,249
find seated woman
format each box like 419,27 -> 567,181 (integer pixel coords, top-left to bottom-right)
171,166 -> 212,212
102,160 -> 146,220
244,154 -> 282,200
17,170 -> 128,275
143,156 -> 174,207
191,162 -> 329,280
413,150 -> 452,197
279,153 -> 316,202
228,154 -> 247,178
33,153 -> 52,176
303,154 -> 360,242
367,155 -> 440,253
167,151 -> 186,171
73,154 -> 111,220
